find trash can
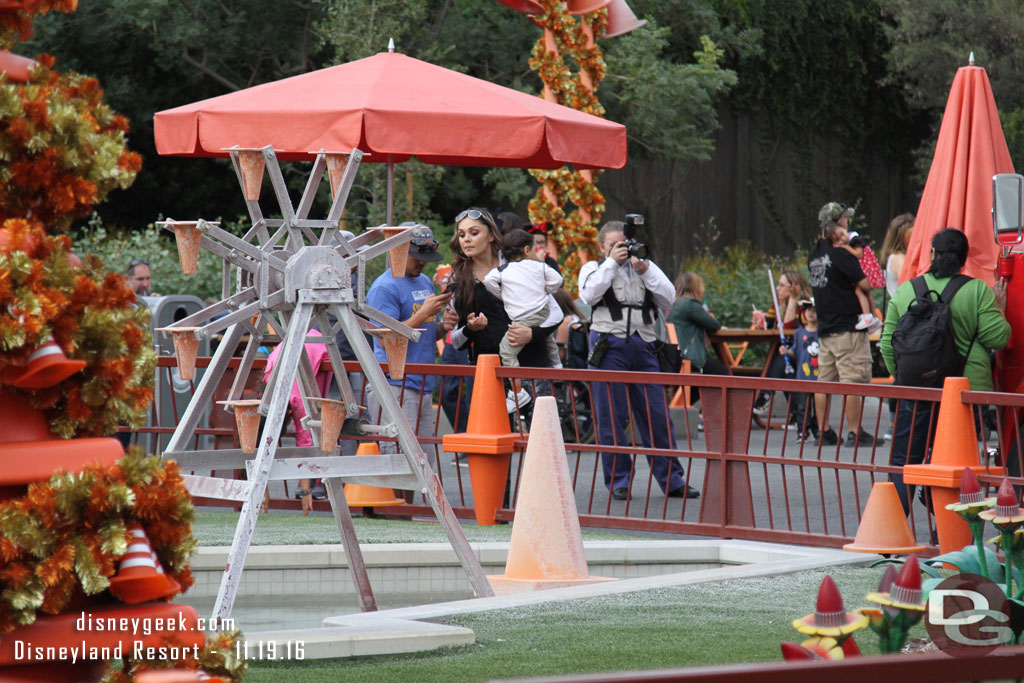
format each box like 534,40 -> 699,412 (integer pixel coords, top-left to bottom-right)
138,295 -> 210,454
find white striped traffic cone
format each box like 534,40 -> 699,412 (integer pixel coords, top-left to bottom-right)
9,335 -> 86,389
108,522 -> 181,604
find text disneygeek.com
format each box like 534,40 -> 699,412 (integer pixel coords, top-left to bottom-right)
10,611 -> 240,664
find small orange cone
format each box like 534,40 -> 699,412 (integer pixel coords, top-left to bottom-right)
843,482 -> 926,554
904,376 -> 1006,554
159,327 -> 201,381
344,442 -> 405,507
237,148 -> 266,202
442,355 -> 520,525
109,522 -> 181,604
325,152 -> 348,199
8,336 -> 86,389
669,359 -> 693,409
489,396 -> 616,593
310,397 -> 346,453
171,221 -> 203,275
217,399 -> 262,453
367,226 -> 409,278
367,329 -> 411,380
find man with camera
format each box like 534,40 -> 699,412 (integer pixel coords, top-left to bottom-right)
579,217 -> 699,501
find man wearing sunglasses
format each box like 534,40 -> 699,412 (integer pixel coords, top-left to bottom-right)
124,258 -> 155,296
365,224 -> 452,496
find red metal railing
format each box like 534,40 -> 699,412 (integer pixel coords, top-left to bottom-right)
133,357 -> 1024,548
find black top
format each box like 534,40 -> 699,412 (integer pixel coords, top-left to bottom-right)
458,280 -> 555,367
807,239 -> 866,337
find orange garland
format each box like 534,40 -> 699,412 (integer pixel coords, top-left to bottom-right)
526,0 -> 609,292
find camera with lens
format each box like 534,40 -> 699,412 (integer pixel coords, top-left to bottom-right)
622,213 -> 650,260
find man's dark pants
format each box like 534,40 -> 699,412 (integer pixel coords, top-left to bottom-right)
589,331 -> 687,493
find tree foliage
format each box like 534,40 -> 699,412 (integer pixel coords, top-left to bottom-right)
884,0 -> 1024,173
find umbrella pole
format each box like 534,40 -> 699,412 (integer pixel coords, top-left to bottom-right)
386,155 -> 394,226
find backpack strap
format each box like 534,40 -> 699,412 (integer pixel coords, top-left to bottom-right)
938,274 -> 972,303
910,275 -> 929,300
939,274 -> 978,373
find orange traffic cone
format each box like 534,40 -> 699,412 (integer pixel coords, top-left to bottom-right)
171,221 -> 203,275
344,442 -> 405,507
217,399 -> 262,454
236,148 -> 266,202
8,336 -> 86,389
669,359 -> 693,409
442,355 -> 520,525
368,329 -> 411,380
488,396 -> 616,593
310,397 -> 346,453
903,376 -> 1006,554
325,152 -> 348,199
160,327 -> 201,381
843,482 -> 926,554
109,522 -> 181,604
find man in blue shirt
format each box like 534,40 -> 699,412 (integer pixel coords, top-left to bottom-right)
365,225 -> 451,483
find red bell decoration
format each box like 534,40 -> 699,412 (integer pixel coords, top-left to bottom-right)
494,0 -> 544,14
603,0 -> 646,38
566,0 -> 612,14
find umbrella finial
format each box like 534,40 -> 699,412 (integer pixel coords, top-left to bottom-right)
969,51 -> 976,66
388,37 -> 395,53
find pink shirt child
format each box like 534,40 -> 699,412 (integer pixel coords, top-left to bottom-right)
262,330 -> 332,447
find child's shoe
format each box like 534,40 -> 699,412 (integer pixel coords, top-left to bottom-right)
855,313 -> 875,330
506,389 -> 532,413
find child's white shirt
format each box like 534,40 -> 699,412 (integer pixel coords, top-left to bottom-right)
484,259 -> 563,321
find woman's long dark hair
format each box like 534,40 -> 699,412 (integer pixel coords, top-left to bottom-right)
449,207 -> 502,319
928,228 -> 969,278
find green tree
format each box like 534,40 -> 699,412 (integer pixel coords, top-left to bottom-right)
883,0 -> 1024,174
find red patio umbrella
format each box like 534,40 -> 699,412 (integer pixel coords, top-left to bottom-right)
901,62 -> 1015,286
154,50 -> 626,171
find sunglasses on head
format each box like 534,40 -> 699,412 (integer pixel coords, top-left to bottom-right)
129,259 -> 149,267
455,208 -> 491,224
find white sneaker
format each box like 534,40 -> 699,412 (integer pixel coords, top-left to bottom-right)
855,313 -> 874,330
506,389 -> 532,413
867,316 -> 884,334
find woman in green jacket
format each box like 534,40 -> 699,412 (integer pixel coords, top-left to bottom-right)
879,228 -> 1010,515
668,272 -> 729,377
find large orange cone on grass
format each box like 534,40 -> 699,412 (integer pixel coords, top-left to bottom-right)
488,396 -> 616,594
108,522 -> 181,604
901,59 -> 1014,286
442,355 -> 519,525
843,482 -> 926,554
344,442 -> 405,507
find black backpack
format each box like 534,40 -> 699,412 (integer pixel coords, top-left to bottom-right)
892,274 -> 975,388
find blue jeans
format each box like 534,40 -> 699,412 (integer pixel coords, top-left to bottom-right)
439,341 -> 472,433
889,399 -> 937,515
589,332 -> 687,493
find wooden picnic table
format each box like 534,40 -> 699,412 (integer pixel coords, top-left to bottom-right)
707,328 -> 783,377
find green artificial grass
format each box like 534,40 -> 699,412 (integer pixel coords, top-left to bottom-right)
242,564 -> 913,682
192,509 -> 631,546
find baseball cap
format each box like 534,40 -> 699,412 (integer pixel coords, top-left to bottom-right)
403,222 -> 443,263
818,201 -> 855,224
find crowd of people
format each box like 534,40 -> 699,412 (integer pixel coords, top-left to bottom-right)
128,199 -> 1012,513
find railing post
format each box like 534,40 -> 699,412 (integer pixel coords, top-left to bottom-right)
698,383 -> 755,534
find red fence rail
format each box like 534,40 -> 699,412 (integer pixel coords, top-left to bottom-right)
134,356 -> 1024,549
